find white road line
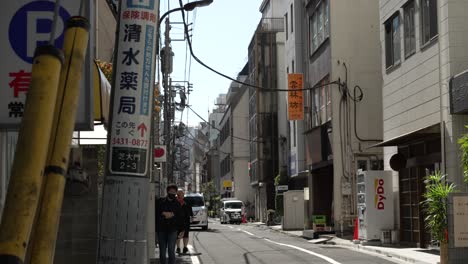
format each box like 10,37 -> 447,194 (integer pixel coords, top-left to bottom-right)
227,225 -> 234,229
187,245 -> 200,264
264,239 -> 342,264
237,228 -> 256,236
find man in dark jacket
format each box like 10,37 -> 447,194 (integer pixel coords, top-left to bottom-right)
155,184 -> 185,264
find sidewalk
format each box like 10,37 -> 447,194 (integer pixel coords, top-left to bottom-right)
249,222 -> 440,264
150,246 -> 194,264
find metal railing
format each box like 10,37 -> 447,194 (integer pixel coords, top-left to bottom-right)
257,17 -> 285,32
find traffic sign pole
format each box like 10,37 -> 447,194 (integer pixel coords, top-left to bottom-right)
97,1 -> 159,263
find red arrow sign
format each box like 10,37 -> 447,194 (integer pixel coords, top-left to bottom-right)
137,123 -> 147,137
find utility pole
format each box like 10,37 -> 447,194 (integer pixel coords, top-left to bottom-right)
97,1 -> 159,263
162,18 -> 174,184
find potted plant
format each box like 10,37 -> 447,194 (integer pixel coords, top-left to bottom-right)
422,171 -> 456,264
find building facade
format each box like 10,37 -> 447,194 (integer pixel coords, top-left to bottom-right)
284,0 -> 308,190
378,0 -> 468,247
300,0 -> 384,233
249,0 -> 287,222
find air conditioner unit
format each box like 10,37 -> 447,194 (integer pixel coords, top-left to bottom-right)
356,157 -> 383,171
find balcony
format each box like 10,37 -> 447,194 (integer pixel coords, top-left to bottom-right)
257,17 -> 285,33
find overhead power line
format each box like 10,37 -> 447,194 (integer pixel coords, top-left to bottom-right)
187,105 -> 265,144
177,2 -> 339,92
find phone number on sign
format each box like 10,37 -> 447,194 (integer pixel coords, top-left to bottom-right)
112,138 -> 148,147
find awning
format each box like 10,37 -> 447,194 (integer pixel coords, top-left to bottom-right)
93,60 -> 111,128
371,124 -> 440,147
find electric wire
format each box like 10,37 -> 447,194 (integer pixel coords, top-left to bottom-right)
177,1 -> 339,92
187,105 -> 265,144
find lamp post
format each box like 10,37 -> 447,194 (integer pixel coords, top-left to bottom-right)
159,0 -> 213,184
159,0 -> 213,25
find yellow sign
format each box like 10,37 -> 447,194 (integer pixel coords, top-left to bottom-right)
288,73 -> 304,120
223,180 -> 232,188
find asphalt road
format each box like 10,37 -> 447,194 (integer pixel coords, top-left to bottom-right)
183,220 -> 404,264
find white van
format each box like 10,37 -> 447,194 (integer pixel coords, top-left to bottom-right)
184,193 -> 208,230
220,198 -> 244,224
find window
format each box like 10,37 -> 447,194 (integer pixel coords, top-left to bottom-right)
308,76 -> 331,128
285,13 -> 288,40
421,0 -> 438,45
292,60 -> 295,73
404,1 -> 416,57
385,14 -> 401,69
290,4 -> 294,33
309,0 -> 329,54
293,122 -> 297,147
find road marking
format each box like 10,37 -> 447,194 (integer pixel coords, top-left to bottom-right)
237,228 -> 255,236
187,245 -> 200,264
234,226 -> 341,264
227,225 -> 234,229
264,239 -> 342,264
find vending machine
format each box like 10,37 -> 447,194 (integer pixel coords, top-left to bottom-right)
357,170 -> 394,241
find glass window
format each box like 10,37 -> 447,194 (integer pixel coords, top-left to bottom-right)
309,0 -> 329,55
404,1 -> 416,57
285,13 -> 288,40
290,4 -> 294,33
225,202 -> 243,209
312,14 -> 318,51
393,15 -> 401,64
185,196 -> 205,207
384,14 -> 401,68
324,0 -> 329,38
421,0 -> 438,45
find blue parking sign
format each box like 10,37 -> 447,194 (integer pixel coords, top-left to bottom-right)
8,1 -> 71,64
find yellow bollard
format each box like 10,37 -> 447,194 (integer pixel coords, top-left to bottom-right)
28,16 -> 90,264
0,45 -> 64,264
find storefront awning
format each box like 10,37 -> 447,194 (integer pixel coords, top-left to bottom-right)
93,61 -> 111,128
371,124 -> 440,147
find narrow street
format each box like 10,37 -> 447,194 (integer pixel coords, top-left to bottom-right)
175,220 -> 402,264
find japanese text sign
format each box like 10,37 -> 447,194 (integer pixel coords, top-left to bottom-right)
453,196 -> 468,247
0,0 -> 94,130
288,73 -> 304,120
108,0 -> 157,177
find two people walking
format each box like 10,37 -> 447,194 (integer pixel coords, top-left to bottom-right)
155,184 -> 193,264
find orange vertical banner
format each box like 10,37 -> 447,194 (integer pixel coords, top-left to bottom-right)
288,73 -> 304,120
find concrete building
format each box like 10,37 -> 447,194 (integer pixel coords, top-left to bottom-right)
218,100 -> 232,198
208,94 -> 227,147
300,0 -> 383,233
377,0 -> 468,248
188,124 -> 209,193
248,0 -> 287,222
205,95 -> 226,192
283,0 -> 308,190
217,65 -> 253,209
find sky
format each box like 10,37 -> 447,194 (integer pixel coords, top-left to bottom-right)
160,0 -> 263,127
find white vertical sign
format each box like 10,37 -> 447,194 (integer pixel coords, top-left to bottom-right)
108,0 -> 157,177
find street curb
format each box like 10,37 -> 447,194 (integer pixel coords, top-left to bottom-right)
325,239 -> 433,264
250,224 -> 436,264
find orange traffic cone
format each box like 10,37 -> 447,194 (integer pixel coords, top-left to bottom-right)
353,217 -> 359,241
242,215 -> 247,224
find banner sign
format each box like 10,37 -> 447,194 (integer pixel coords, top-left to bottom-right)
108,0 -> 157,177
287,73 -> 304,120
